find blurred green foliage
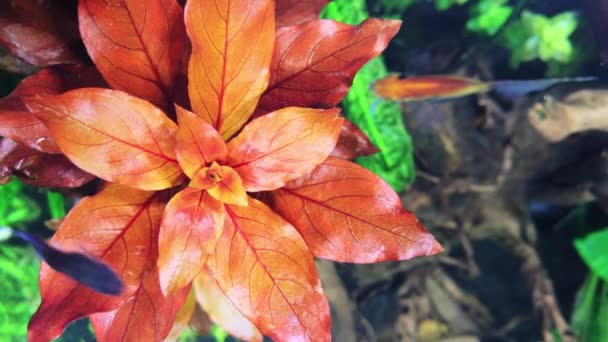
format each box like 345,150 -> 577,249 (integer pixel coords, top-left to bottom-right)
0,179 -> 41,228
374,0 -> 586,76
323,0 -> 416,191
0,245 -> 40,341
466,0 -> 512,36
572,227 -> 608,341
575,228 -> 608,283
0,179 -> 42,341
434,0 -> 469,11
502,10 -> 578,68
571,274 -> 608,342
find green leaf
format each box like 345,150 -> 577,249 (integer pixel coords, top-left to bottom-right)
434,0 -> 469,11
502,10 -> 578,68
0,246 -> 40,341
0,179 -> 40,226
46,190 -> 66,219
575,228 -> 608,282
571,274 -> 608,342
322,0 -> 416,191
466,0 -> 512,36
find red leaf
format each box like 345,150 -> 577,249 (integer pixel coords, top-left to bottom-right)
227,107 -> 343,192
79,0 -> 186,109
331,118 -> 379,159
0,64 -> 105,153
0,0 -> 81,66
372,74 -> 491,102
0,138 -> 38,183
207,197 -> 331,341
28,184 -> 166,342
193,270 -> 263,342
175,106 -> 227,178
158,188 -> 224,295
275,0 -> 330,27
272,157 -> 443,263
89,271 -> 190,342
259,18 -> 401,111
185,0 -> 275,139
0,138 -> 94,188
26,88 -> 186,191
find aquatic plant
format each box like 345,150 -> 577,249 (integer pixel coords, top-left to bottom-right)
0,1 -> 442,341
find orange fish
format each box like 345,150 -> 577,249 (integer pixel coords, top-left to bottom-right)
372,74 -> 490,102
372,74 -> 597,102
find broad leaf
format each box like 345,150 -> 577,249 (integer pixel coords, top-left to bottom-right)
28,184 -> 166,342
372,74 -> 491,102
0,65 -> 105,153
275,0 -> 330,27
89,271 -> 189,342
175,106 -> 227,178
259,18 -> 400,111
26,88 -> 185,191
227,107 -> 343,192
158,188 -> 224,295
331,118 -> 379,159
575,228 -> 608,282
185,0 -> 275,139
193,270 -> 263,342
0,138 -> 94,188
79,0 -> 186,109
0,0 -> 81,66
207,197 -> 331,341
272,157 -> 443,263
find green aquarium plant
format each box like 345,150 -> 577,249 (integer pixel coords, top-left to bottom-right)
323,0 -> 416,191
572,227 -> 608,341
466,0 -> 512,36
0,179 -> 41,341
502,10 -> 578,69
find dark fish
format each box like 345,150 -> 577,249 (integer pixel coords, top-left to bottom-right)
10,229 -> 123,296
492,77 -> 598,100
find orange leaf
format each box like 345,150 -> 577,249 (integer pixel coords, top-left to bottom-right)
89,271 -> 190,342
175,105 -> 227,178
0,0 -> 80,66
28,184 -> 166,342
372,74 -> 491,102
26,88 -> 186,191
275,0 -> 330,27
193,270 -> 262,342
185,0 -> 275,139
272,157 -> 444,263
190,163 -> 247,206
331,118 -> 379,160
259,18 -> 400,111
165,289 -> 197,342
79,0 -> 186,109
0,65 -> 105,153
227,107 -> 343,192
158,188 -> 224,295
207,197 -> 331,341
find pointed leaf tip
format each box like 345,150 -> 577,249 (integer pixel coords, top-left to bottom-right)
228,107 -> 343,192
273,157 -> 443,263
25,89 -> 185,191
186,0 -> 275,139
